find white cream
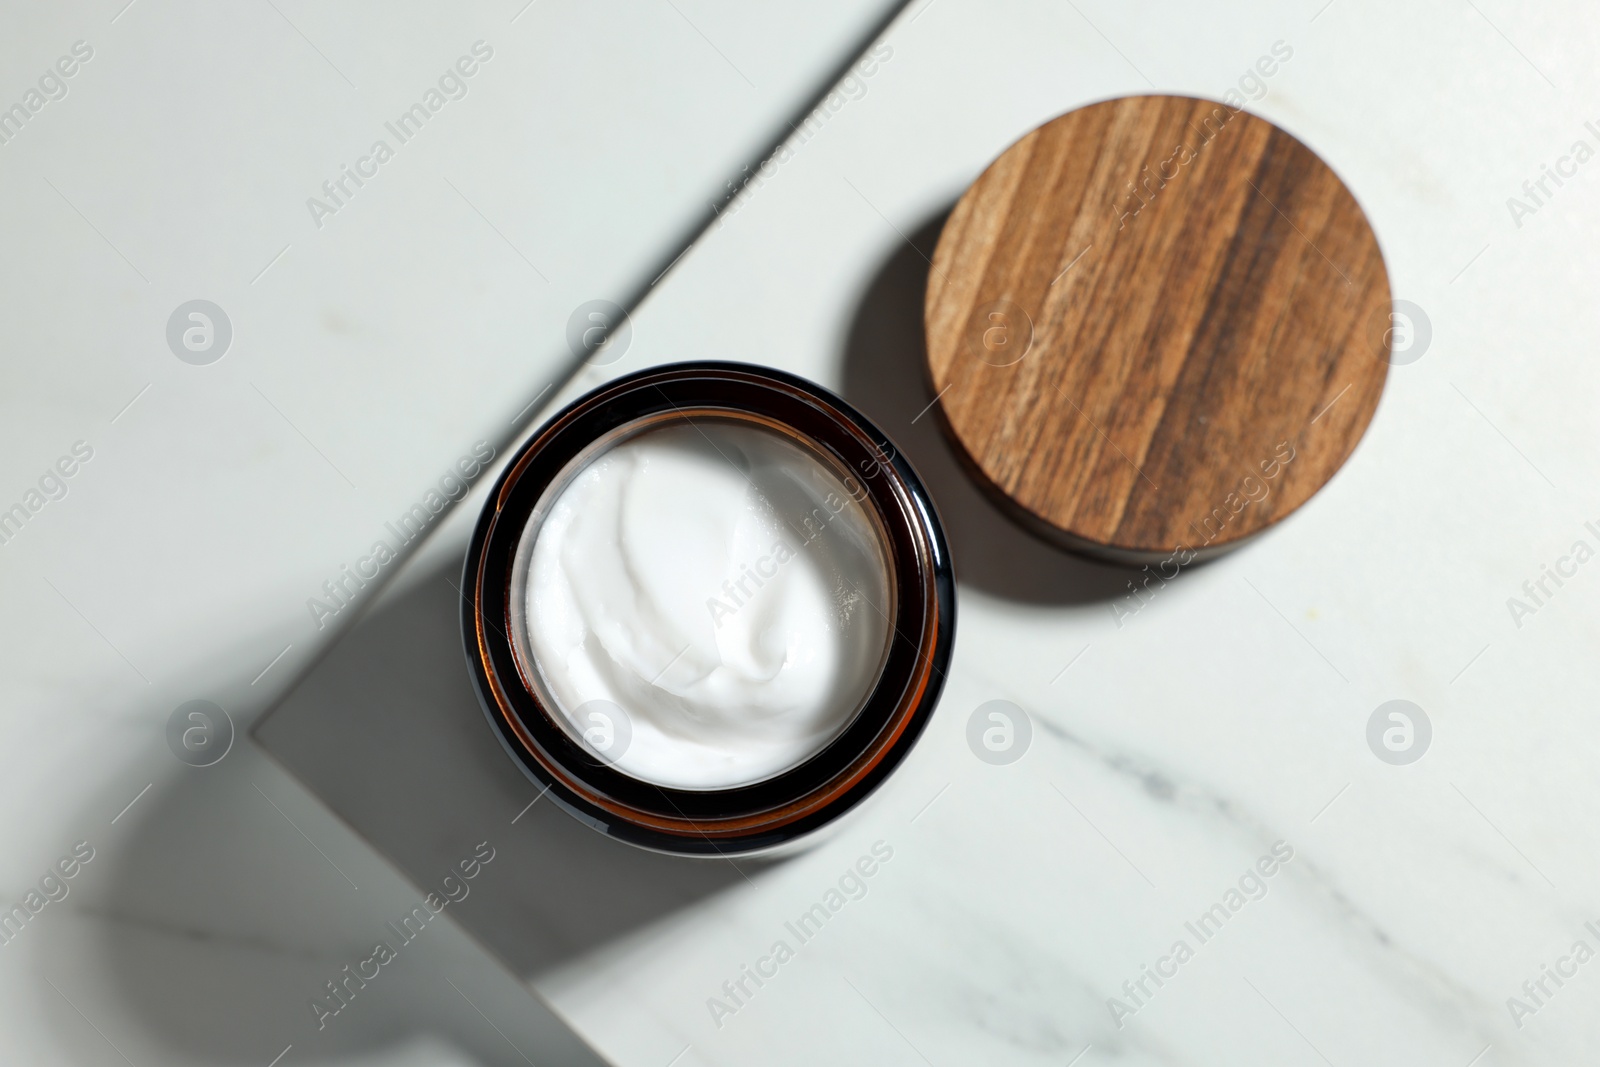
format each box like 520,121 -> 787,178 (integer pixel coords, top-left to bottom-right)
515,419 -> 892,790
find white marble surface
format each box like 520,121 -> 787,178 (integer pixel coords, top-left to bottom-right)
0,1 -> 904,1063
9,0 -> 1600,1064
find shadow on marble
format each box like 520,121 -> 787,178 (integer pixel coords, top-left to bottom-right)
253,546 -> 759,978
63,747 -> 610,1067
839,207 -> 1136,606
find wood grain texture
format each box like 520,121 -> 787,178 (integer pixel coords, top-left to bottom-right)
925,95 -> 1392,562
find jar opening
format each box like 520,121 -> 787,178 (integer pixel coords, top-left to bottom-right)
507,413 -> 896,791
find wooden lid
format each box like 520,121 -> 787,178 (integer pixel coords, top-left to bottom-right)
924,95 -> 1391,563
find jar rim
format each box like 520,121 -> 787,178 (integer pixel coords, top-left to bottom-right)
463,362 -> 956,856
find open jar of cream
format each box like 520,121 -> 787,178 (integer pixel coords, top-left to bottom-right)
463,362 -> 954,856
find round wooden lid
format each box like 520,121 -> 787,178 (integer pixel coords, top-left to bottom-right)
925,95 -> 1392,564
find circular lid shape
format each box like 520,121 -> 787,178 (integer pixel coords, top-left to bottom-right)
925,94 -> 1393,564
